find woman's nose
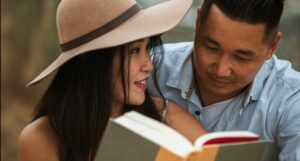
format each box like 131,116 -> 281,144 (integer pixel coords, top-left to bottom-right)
141,53 -> 154,73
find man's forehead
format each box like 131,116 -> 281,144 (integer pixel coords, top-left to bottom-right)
204,5 -> 266,37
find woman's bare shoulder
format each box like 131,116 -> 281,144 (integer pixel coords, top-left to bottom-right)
18,116 -> 59,161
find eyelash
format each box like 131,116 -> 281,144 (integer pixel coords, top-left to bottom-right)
203,42 -> 219,51
205,44 -> 219,51
235,55 -> 251,62
131,44 -> 151,54
131,47 -> 141,54
146,44 -> 150,50
207,46 -> 219,51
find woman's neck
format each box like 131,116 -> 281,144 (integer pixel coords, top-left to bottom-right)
111,101 -> 123,118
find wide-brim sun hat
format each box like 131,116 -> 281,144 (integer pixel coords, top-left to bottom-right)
27,0 -> 194,86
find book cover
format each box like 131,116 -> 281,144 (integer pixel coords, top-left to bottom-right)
95,111 -> 267,161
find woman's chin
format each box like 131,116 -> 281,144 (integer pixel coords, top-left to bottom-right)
128,96 -> 145,106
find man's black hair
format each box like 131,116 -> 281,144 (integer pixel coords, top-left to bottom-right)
200,0 -> 285,43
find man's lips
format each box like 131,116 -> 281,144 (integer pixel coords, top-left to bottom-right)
209,76 -> 232,87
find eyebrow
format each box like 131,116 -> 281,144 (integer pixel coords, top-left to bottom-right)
203,35 -> 256,56
135,39 -> 146,43
129,39 -> 146,46
202,35 -> 220,46
236,49 -> 256,56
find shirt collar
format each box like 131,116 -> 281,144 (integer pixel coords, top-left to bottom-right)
242,57 -> 273,107
165,43 -> 194,99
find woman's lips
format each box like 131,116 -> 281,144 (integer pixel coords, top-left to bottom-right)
134,79 -> 148,91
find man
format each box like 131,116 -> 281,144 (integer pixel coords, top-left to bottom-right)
148,0 -> 300,161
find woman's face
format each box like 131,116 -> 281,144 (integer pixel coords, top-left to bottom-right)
112,38 -> 153,111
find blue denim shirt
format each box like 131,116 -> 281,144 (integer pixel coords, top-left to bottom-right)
148,42 -> 300,161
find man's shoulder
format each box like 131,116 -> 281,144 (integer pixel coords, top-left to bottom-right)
161,42 -> 193,69
164,41 -> 194,51
254,57 -> 300,161
163,42 -> 194,57
148,42 -> 194,104
257,56 -> 300,109
266,56 -> 300,90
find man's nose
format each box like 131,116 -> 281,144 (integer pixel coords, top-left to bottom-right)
214,57 -> 232,77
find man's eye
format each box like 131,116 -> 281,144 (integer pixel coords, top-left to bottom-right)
235,55 -> 252,62
206,45 -> 219,51
203,42 -> 219,51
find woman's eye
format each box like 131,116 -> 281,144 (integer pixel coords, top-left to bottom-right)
146,44 -> 151,51
131,47 -> 141,54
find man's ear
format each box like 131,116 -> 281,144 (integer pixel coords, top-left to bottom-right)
195,7 -> 202,32
196,7 -> 201,24
266,32 -> 282,59
197,7 -> 201,15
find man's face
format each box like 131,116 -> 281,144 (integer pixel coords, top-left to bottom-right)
194,4 -> 280,105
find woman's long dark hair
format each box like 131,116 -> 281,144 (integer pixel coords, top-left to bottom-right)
32,36 -> 164,161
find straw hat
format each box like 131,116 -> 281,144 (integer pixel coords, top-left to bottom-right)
27,0 -> 194,86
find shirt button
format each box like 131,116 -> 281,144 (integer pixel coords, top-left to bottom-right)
195,110 -> 201,116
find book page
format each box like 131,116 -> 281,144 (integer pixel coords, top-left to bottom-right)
194,131 -> 259,149
114,111 -> 194,157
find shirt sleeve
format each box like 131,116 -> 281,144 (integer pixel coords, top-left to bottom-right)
277,95 -> 300,161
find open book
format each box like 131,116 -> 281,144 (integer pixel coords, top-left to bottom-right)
95,111 -> 267,161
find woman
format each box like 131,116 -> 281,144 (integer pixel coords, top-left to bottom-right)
18,0 -> 205,161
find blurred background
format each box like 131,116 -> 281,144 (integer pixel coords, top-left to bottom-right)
1,0 -> 299,160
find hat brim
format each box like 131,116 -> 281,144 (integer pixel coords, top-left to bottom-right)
27,0 -> 194,86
